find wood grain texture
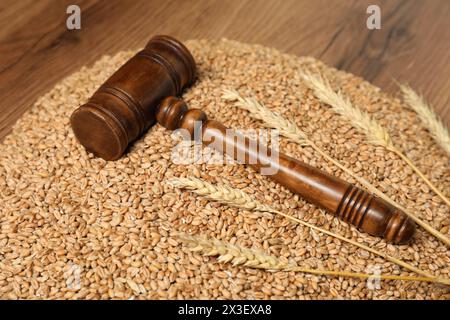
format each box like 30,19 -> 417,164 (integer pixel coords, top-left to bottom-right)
1,0 -> 449,140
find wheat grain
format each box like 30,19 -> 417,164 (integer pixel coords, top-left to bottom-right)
222,89 -> 450,246
400,84 -> 450,157
168,177 -> 450,285
301,71 -> 450,207
178,233 -> 445,284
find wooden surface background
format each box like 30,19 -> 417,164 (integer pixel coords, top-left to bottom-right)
1,0 -> 449,140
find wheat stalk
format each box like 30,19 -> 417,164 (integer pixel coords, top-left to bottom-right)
168,177 -> 450,285
300,73 -> 393,148
301,72 -> 450,207
222,89 -> 450,246
400,84 -> 450,157
169,176 -> 274,212
222,89 -> 309,146
178,233 -> 445,284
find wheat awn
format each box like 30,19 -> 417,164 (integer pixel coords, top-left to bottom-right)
168,177 -> 450,285
399,84 -> 450,157
301,72 -> 450,207
178,233 -> 445,284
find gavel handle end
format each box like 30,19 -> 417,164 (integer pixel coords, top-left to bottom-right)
384,210 -> 416,244
340,186 -> 416,244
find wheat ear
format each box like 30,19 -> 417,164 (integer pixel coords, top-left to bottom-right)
168,177 -> 450,285
301,72 -> 450,207
178,233 -> 444,284
400,84 -> 450,157
221,89 -> 450,246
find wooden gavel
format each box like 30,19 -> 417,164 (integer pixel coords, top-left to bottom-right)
70,35 -> 415,244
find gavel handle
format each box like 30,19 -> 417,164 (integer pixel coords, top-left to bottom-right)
157,97 -> 415,244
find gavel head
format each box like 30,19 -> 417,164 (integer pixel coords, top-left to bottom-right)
70,35 -> 196,160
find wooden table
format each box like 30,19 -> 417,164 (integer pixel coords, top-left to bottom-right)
1,0 -> 449,140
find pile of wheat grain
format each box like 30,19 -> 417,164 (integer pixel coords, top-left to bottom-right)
0,39 -> 448,300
